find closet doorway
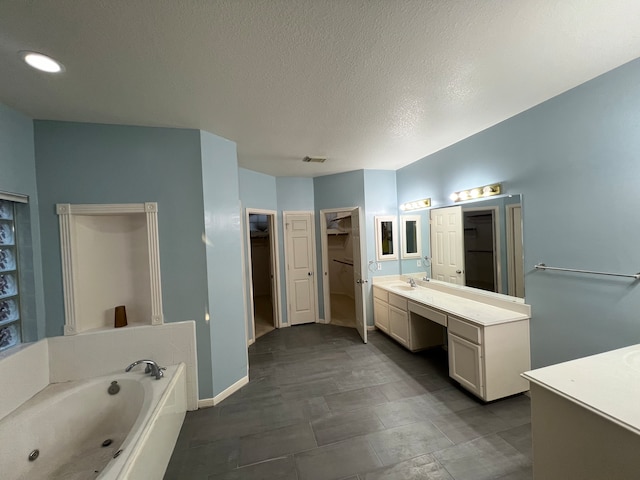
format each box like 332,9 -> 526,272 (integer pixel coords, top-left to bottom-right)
463,207 -> 500,293
245,209 -> 281,341
320,207 -> 367,342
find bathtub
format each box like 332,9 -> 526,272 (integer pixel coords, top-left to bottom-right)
0,362 -> 187,480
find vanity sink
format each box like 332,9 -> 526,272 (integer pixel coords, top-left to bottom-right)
390,284 -> 417,292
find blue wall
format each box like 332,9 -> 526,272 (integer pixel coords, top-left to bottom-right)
363,170 -> 398,325
396,58 -> 640,368
200,131 -> 247,396
33,121 -> 216,397
0,104 -> 45,342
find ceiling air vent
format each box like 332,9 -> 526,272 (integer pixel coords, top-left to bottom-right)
302,156 -> 326,163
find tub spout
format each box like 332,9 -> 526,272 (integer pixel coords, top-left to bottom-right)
125,359 -> 165,380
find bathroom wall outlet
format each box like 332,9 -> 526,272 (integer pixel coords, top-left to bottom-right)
377,262 -> 382,271
417,260 -> 422,267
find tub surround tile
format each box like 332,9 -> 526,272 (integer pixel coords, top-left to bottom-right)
48,321 -> 198,409
0,339 -> 49,420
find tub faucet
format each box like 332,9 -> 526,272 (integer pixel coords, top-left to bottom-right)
408,278 -> 417,288
125,359 -> 165,380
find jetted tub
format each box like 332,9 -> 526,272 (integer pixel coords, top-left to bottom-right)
0,363 -> 187,480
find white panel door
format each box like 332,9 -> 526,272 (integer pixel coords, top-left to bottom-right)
430,206 -> 465,285
284,212 -> 316,325
351,207 -> 367,343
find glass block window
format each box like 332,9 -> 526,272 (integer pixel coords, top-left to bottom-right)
0,199 -> 21,352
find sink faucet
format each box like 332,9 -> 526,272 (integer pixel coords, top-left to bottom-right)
125,359 -> 165,380
408,278 -> 417,288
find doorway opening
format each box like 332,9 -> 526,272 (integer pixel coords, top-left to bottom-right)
322,210 -> 356,328
246,210 -> 280,340
462,208 -> 500,293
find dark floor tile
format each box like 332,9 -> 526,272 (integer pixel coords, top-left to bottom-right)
485,394 -> 531,427
497,423 -> 532,458
432,434 -> 531,480
430,406 -> 512,444
208,455 -> 297,480
366,421 -> 454,466
372,396 -> 431,429
378,378 -> 429,402
164,438 -> 239,479
295,436 -> 382,480
422,386 -> 483,416
311,408 -> 385,446
324,385 -> 389,414
238,422 -> 317,466
361,453 -> 454,480
167,324 -> 533,480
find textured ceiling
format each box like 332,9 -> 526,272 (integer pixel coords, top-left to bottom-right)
1,1 -> 640,177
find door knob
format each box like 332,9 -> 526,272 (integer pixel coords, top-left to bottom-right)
308,272 -> 313,276
456,270 -> 462,274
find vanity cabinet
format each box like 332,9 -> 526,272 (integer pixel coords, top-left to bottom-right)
448,314 -> 530,401
372,281 -> 531,402
373,287 -> 389,334
388,293 -> 409,348
448,316 -> 484,397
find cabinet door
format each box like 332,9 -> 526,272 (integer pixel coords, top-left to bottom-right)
373,298 -> 389,334
448,333 -> 484,398
389,305 -> 409,347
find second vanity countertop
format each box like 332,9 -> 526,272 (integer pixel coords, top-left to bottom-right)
523,344 -> 640,436
373,276 -> 530,327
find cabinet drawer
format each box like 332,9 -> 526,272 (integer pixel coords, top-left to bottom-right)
388,292 -> 407,310
448,316 -> 482,344
408,301 -> 447,327
373,286 -> 388,302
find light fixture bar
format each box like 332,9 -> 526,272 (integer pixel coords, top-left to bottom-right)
399,198 -> 431,211
450,183 -> 501,203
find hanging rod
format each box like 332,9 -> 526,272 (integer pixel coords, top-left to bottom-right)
333,258 -> 354,266
534,263 -> 640,280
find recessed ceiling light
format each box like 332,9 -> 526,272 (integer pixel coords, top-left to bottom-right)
20,51 -> 64,73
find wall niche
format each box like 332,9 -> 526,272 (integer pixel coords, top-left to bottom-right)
57,203 -> 163,335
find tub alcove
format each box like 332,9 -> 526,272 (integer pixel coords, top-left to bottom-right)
57,202 -> 163,335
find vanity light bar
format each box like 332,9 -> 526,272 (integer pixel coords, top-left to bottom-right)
399,198 -> 431,211
450,183 -> 501,202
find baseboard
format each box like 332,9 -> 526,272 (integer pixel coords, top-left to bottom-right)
317,317 -> 329,324
212,375 -> 249,406
367,325 -> 376,331
197,398 -> 215,409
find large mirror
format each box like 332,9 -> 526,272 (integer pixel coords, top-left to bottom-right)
399,195 -> 524,298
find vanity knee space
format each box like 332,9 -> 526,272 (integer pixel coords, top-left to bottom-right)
372,282 -> 531,401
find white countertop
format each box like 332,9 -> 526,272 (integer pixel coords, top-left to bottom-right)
373,279 -> 530,327
523,344 -> 640,435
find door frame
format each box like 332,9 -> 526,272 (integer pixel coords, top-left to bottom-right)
319,207 -> 357,324
462,206 -> 502,293
283,211 -> 319,325
505,203 -> 524,297
244,208 -> 282,345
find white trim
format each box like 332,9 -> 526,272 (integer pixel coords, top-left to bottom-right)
374,215 -> 399,261
57,202 -> 163,334
0,191 -> 28,203
367,325 -> 376,331
198,398 -> 215,409
213,375 -> 249,405
400,214 -> 422,259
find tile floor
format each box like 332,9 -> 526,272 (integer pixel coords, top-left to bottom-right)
165,324 -> 532,480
